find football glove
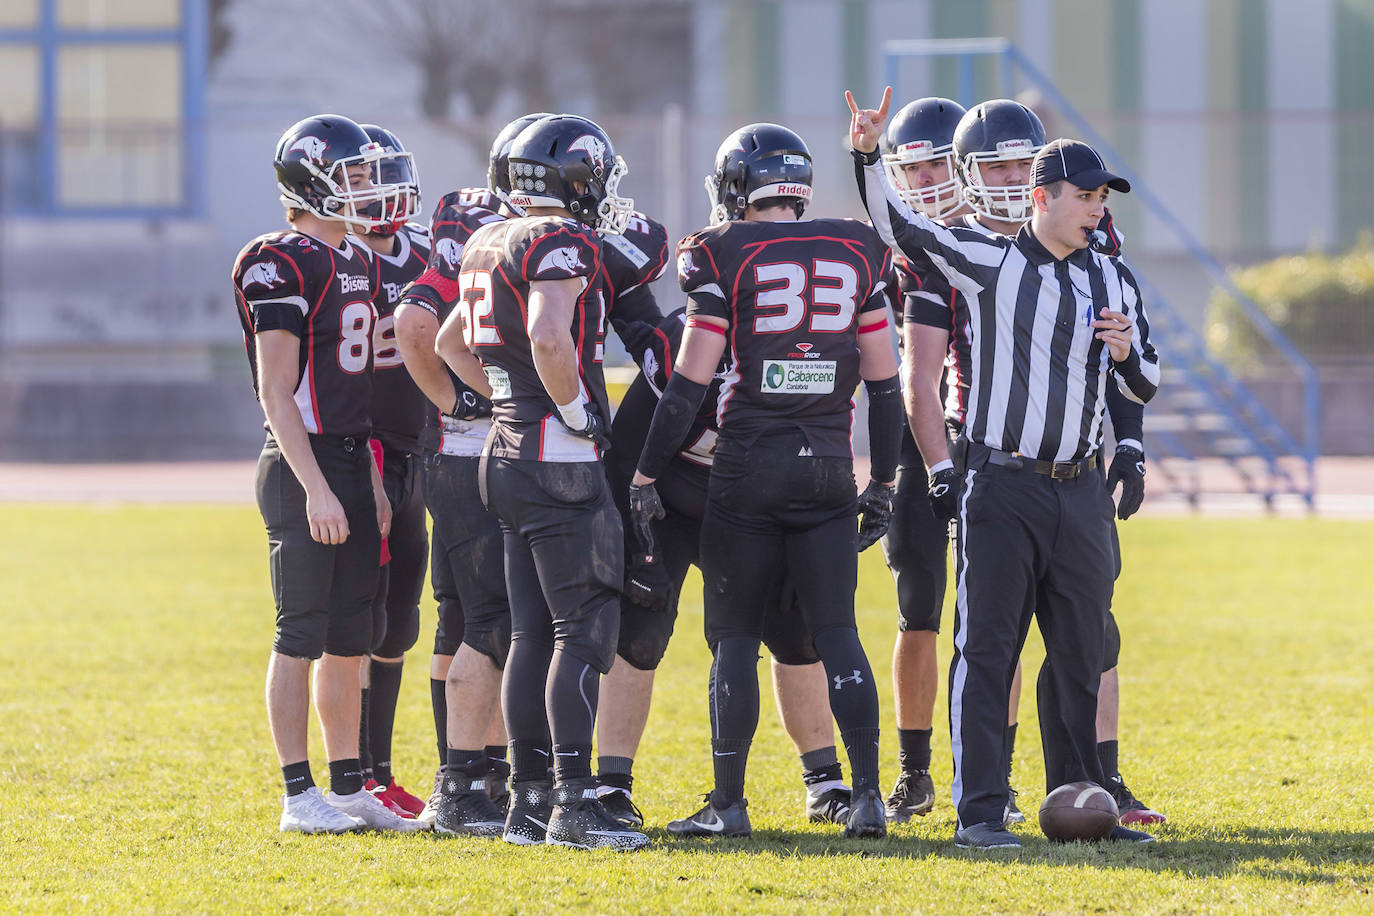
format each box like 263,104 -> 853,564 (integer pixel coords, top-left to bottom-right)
856,480 -> 895,552
450,386 -> 493,421
625,551 -> 674,613
561,402 -> 611,453
627,482 -> 666,555
928,466 -> 961,523
1106,444 -> 1146,520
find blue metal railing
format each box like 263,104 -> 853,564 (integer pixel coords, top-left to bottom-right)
882,37 -> 1318,506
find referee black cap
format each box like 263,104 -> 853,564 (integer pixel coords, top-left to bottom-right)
1031,139 -> 1130,193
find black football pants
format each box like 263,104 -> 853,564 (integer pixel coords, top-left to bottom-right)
949,444 -> 1114,829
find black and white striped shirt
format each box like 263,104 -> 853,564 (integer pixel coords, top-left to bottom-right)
857,157 -> 1159,462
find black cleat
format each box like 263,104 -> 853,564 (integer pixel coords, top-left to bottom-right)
954,820 -> 1022,850
434,773 -> 506,837
503,780 -> 553,846
885,769 -> 935,823
666,793 -> 752,838
843,787 -> 888,838
546,781 -> 650,851
1107,773 -> 1166,825
486,763 -> 511,817
1108,824 -> 1157,843
805,785 -> 852,824
597,788 -> 644,830
1003,785 -> 1025,825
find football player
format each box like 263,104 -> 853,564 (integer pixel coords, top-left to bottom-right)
435,114 -> 649,851
345,124 -> 430,820
394,113 -> 549,836
897,98 -> 1164,826
630,123 -> 903,840
232,114 -> 426,833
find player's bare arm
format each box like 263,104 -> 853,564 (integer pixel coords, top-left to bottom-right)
525,276 -> 585,406
902,321 -> 953,470
255,329 -> 349,545
394,302 -> 463,413
434,304 -> 495,399
630,314 -> 727,487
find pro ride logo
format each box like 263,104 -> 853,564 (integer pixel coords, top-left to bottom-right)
761,359 -> 836,394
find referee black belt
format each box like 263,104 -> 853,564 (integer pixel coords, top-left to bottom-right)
985,447 -> 1097,479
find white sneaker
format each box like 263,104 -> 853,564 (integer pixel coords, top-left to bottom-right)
280,786 -> 366,834
327,787 -> 431,832
416,767 -> 444,827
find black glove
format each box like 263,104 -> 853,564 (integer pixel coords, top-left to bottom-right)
1106,444 -> 1145,520
625,551 -> 674,613
928,466 -> 961,523
450,386 -> 493,421
627,482 -> 666,555
561,402 -> 611,452
856,480 -> 895,552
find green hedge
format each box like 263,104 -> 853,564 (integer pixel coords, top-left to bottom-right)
1206,235 -> 1374,364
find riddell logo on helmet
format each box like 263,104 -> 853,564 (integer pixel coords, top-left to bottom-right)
288,135 -> 328,165
898,140 -> 933,154
996,138 -> 1034,154
770,184 -> 812,198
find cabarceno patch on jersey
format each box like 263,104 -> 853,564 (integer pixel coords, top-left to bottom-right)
484,366 -> 512,399
761,360 -> 837,394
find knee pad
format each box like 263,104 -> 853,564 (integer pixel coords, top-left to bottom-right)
1102,610 -> 1121,673
462,615 -> 513,671
375,603 -> 420,658
616,600 -> 676,671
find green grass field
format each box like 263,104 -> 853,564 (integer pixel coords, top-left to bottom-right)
1,506 -> 1371,913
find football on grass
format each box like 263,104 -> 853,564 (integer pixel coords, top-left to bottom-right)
1038,781 -> 1119,841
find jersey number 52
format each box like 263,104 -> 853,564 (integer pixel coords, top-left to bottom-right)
457,269 -> 502,347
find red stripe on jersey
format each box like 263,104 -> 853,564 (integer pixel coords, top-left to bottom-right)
685,317 -> 725,336
653,327 -> 673,380
496,263 -> 528,327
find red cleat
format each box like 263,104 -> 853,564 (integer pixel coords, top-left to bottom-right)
365,779 -> 415,818
376,778 -> 426,817
1108,774 -> 1166,825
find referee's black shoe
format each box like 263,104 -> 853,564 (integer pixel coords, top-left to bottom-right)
843,788 -> 888,838
666,793 -> 751,838
954,820 -> 1022,850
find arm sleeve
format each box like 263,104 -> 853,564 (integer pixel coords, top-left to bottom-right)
1106,381 -> 1145,445
236,247 -> 309,337
864,374 -> 903,482
1110,262 -> 1161,404
636,373 -> 710,481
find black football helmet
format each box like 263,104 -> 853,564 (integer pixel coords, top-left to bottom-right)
359,124 -> 421,235
506,115 -> 633,234
487,112 -> 553,211
953,99 -> 1046,223
274,114 -> 408,230
706,123 -> 813,222
882,97 -> 966,219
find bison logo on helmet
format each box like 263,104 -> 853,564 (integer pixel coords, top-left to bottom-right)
243,260 -> 284,289
536,246 -> 586,276
567,134 -> 608,173
435,238 -> 463,270
288,135 -> 329,166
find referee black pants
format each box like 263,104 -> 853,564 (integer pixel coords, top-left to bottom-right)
949,444 -> 1115,829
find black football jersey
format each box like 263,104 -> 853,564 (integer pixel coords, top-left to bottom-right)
600,211 -> 670,329
459,215 -> 609,462
233,230 -> 380,438
401,188 -> 509,457
678,218 -> 892,457
369,223 -> 432,452
632,308 -> 723,470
